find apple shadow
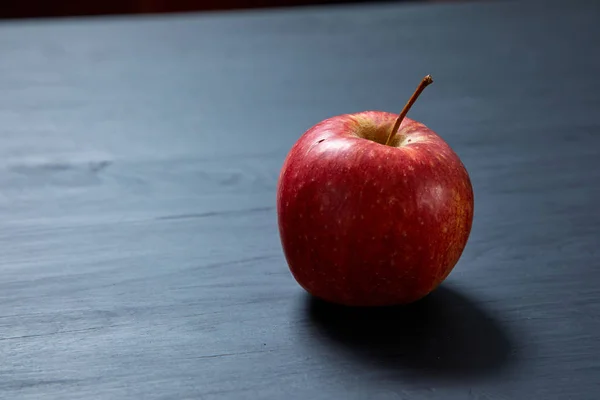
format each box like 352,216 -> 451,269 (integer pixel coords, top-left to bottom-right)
305,285 -> 516,380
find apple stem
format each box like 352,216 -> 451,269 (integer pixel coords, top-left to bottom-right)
385,75 -> 434,146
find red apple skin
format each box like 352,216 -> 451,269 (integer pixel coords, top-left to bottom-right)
276,111 -> 474,307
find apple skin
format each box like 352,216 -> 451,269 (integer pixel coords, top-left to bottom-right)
276,110 -> 474,307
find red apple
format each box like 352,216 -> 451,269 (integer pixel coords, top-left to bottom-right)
276,76 -> 474,307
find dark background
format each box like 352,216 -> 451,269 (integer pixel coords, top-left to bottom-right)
1,0 -> 599,399
1,0 -> 453,19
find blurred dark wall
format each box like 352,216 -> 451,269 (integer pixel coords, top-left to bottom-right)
0,0 -> 413,19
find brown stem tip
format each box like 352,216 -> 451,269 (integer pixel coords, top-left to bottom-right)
385,75 -> 434,146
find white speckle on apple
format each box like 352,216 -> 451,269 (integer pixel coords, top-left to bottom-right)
299,213 -> 303,219
324,225 -> 328,229
333,248 -> 337,252
402,231 -> 407,237
372,236 -> 375,240
360,215 -> 364,220
337,219 -> 341,225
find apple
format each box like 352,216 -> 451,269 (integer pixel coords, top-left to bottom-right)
276,75 -> 474,307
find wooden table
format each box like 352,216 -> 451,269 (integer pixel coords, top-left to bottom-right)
1,0 -> 599,398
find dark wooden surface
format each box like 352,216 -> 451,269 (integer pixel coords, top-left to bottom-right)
1,0 -> 599,398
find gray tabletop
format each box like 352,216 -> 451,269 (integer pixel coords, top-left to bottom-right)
1,0 -> 599,398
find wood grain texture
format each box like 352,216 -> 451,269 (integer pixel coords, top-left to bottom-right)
1,0 -> 599,398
